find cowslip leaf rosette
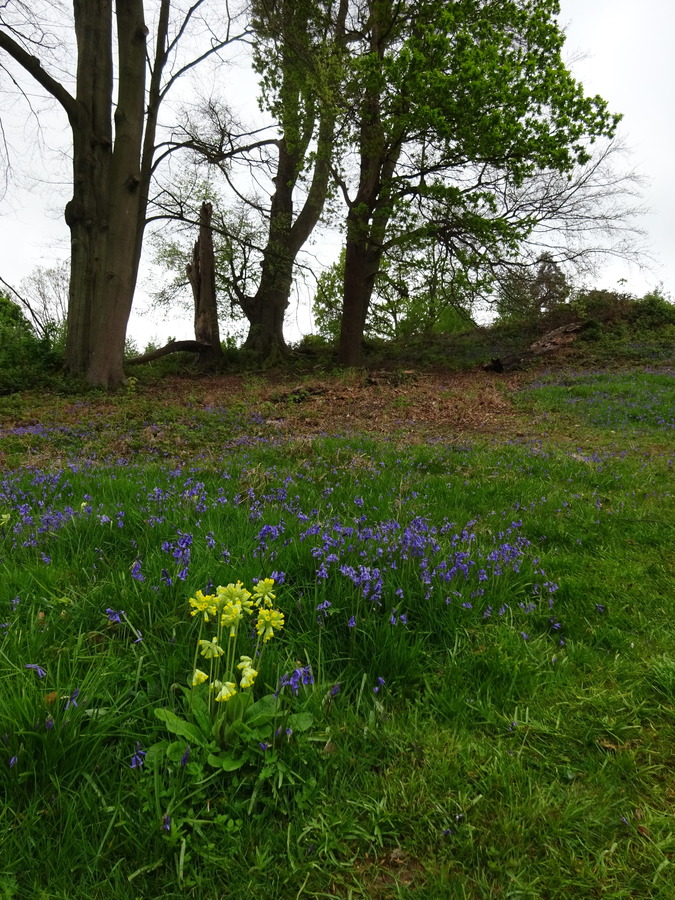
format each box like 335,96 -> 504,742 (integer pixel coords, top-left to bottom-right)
188,579 -> 284,724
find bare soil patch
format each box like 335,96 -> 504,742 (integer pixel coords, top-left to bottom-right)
147,367 -> 533,442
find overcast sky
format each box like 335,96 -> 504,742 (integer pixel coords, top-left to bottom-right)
0,0 -> 672,347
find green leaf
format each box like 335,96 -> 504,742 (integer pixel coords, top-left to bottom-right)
154,708 -> 206,746
243,693 -> 281,726
207,751 -> 247,772
223,691 -> 253,724
287,711 -> 314,732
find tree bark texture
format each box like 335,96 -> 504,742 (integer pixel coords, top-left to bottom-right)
68,0 -> 151,388
186,201 -> 224,371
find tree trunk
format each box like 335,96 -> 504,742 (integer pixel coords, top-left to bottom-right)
337,216 -> 382,366
241,0 -> 346,362
84,0 -> 149,387
0,0 -> 173,390
64,0 -> 114,377
336,0 -> 399,368
242,279 -> 290,363
186,201 -> 224,371
241,137 -> 295,362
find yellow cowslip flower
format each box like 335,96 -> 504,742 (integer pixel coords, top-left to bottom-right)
237,655 -> 258,688
216,582 -> 252,608
239,667 -> 257,689
220,600 -> 243,636
252,578 -> 276,607
191,669 -> 209,686
255,607 -> 284,643
198,637 -> 224,658
189,590 -> 217,620
213,681 -> 237,702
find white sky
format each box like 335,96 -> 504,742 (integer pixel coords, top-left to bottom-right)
0,0 -> 672,348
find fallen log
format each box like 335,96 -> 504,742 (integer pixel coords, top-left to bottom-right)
126,339 -> 212,367
484,321 -> 588,372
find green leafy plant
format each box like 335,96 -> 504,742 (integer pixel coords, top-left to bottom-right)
152,579 -> 314,774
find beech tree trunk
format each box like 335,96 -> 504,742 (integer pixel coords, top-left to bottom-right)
186,201 -> 223,371
84,0 -> 152,387
0,0 -> 205,389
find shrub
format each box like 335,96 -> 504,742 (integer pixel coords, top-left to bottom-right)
628,288 -> 675,329
0,293 -> 62,394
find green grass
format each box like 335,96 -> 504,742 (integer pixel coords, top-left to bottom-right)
0,368 -> 674,898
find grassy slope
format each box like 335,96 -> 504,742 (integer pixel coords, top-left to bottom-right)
0,361 -> 673,900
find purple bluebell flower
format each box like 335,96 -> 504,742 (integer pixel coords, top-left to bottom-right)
160,569 -> 173,586
348,615 -> 356,628
106,608 -> 124,624
9,756 -> 17,768
278,666 -> 314,697
130,742 -> 146,769
180,745 -> 191,767
161,814 -> 171,833
316,599 -> 331,623
25,664 -> 47,678
373,676 -> 385,694
330,683 -> 341,697
259,742 -> 271,751
130,559 -> 145,582
65,688 -> 79,710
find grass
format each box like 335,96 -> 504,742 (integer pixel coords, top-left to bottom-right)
0,366 -> 674,898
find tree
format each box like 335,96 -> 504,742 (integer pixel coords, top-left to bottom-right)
313,243 -> 474,342
0,1 -> 242,387
170,0 -> 349,362
186,201 -> 224,371
333,0 -> 621,366
1,260 -> 68,342
0,289 -> 60,393
234,0 -> 349,360
495,252 -> 570,323
149,184 -> 257,348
